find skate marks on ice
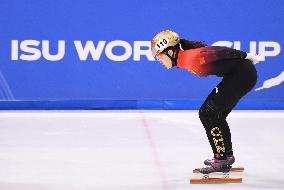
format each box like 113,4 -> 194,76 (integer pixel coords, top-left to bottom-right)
0,111 -> 283,190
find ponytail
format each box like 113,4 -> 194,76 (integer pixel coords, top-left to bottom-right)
179,39 -> 207,50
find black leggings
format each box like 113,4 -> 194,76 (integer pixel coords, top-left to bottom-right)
199,59 -> 257,157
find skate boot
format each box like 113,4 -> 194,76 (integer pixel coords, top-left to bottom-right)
200,155 -> 235,174
204,154 -> 235,166
204,157 -> 217,166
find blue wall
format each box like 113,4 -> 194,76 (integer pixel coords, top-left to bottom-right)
0,0 -> 283,109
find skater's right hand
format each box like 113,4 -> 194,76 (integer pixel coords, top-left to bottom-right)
245,53 -> 262,64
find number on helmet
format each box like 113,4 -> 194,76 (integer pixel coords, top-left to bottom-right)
155,38 -> 169,51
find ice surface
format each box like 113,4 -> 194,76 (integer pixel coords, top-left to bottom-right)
0,110 -> 283,190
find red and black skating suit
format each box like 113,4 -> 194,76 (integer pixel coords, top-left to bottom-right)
177,46 -> 257,158
177,46 -> 247,77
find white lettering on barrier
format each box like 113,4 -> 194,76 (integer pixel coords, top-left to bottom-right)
258,41 -> 281,61
42,40 -> 65,61
18,40 -> 41,61
11,40 -> 65,61
212,41 -> 281,61
11,40 -> 19,60
11,40 -> 281,62
74,41 -> 106,61
75,40 -> 154,61
105,40 -> 132,61
134,41 -> 155,61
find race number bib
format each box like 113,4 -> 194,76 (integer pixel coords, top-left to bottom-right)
155,38 -> 169,51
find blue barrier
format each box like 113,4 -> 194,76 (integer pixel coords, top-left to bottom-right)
0,0 -> 283,109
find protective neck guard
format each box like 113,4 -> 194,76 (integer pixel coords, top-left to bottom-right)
163,46 -> 179,67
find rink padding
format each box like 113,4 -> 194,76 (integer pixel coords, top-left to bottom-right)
0,100 -> 283,110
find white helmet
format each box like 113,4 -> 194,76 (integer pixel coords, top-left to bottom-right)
151,30 -> 180,56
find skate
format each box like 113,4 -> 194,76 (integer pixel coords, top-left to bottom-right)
204,154 -> 235,166
204,157 -> 216,166
199,159 -> 233,174
199,155 -> 243,172
193,166 -> 244,173
190,155 -> 243,184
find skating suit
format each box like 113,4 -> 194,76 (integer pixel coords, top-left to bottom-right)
177,46 -> 257,157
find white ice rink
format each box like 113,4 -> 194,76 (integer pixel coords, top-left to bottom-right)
0,110 -> 283,190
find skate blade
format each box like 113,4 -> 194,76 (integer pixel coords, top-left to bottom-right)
190,177 -> 242,184
193,167 -> 244,173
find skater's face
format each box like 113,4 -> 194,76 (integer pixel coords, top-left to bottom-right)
157,50 -> 174,69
